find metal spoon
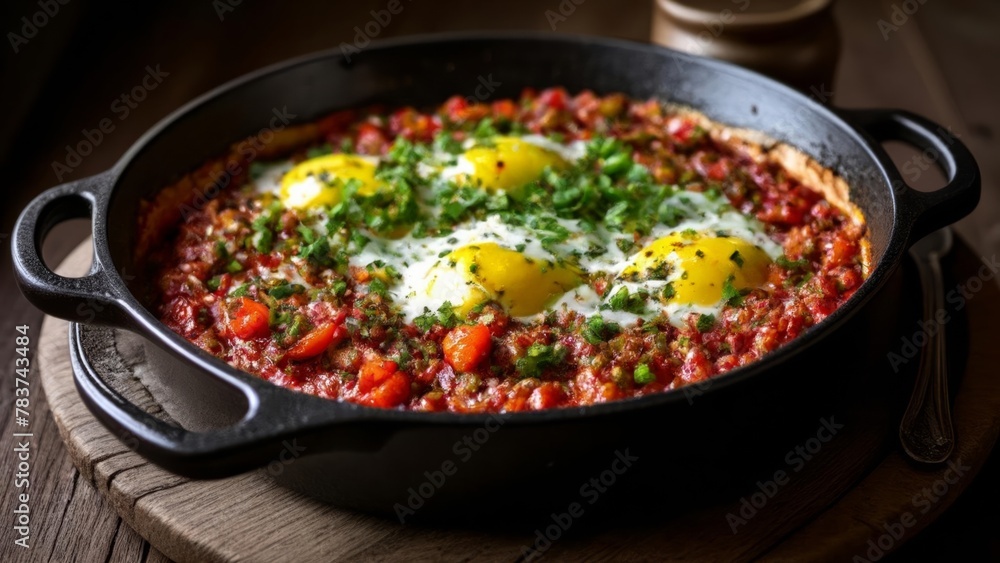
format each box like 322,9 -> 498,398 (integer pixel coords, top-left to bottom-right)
899,227 -> 955,464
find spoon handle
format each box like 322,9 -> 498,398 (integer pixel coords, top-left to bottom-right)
899,252 -> 954,463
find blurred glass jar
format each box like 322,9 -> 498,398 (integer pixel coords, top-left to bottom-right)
651,0 -> 840,100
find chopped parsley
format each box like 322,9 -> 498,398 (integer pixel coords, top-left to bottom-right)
605,286 -> 648,314
776,255 -> 809,270
583,315 -> 621,345
515,342 -> 567,378
633,363 -> 655,385
268,282 -> 305,299
206,275 -> 222,292
696,313 -> 716,333
721,275 -> 744,307
662,282 -> 676,301
413,301 -> 461,331
368,277 -> 389,297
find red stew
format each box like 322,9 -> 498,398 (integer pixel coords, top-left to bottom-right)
146,88 -> 867,413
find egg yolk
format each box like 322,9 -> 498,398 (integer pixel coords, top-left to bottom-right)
460,137 -> 568,194
623,233 -> 772,306
435,242 -> 581,317
280,154 -> 382,209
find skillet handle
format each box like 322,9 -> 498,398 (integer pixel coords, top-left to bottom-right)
12,173 -> 135,329
842,109 -> 981,245
69,323 -> 350,478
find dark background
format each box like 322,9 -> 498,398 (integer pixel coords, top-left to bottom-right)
1,0 -> 998,561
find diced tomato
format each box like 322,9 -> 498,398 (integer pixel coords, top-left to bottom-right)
491,99 -> 517,121
286,323 -> 347,361
355,122 -> 388,154
538,88 -> 569,111
715,355 -> 740,372
163,297 -> 199,337
417,391 -> 447,412
705,159 -> 730,181
358,358 -> 398,394
229,298 -> 270,339
368,372 -> 410,408
680,347 -> 711,384
443,95 -> 468,122
356,357 -> 410,408
528,382 -> 565,410
442,324 -> 492,372
572,90 -> 599,123
826,236 -> 858,268
598,382 -> 622,403
669,118 -> 697,143
388,107 -> 440,142
757,200 -> 807,226
503,395 -> 528,412
837,268 -> 862,292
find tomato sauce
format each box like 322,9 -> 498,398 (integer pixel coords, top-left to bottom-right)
147,88 -> 867,413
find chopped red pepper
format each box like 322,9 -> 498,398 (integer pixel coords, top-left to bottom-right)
229,298 -> 270,340
286,323 -> 347,361
442,324 -> 492,373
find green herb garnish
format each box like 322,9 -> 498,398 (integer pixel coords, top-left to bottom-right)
633,363 -> 655,385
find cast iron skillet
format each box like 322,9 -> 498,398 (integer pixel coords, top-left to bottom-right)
12,33 -> 979,518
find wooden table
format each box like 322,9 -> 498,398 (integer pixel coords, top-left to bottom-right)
2,0 -> 998,561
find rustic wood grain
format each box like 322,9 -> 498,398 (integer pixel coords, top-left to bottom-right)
28,226 -> 1000,563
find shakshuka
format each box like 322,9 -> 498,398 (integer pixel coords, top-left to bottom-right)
140,88 -> 869,412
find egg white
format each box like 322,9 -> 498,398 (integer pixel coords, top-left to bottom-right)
540,189 -> 783,327
351,215 -> 566,322
248,137 -> 784,329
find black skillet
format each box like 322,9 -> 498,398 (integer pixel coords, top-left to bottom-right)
12,33 -> 979,518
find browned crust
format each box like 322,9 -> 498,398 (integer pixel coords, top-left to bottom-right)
135,123 -> 321,261
670,105 -> 872,277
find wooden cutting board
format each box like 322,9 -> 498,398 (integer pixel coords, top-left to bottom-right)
37,238 -> 1000,562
